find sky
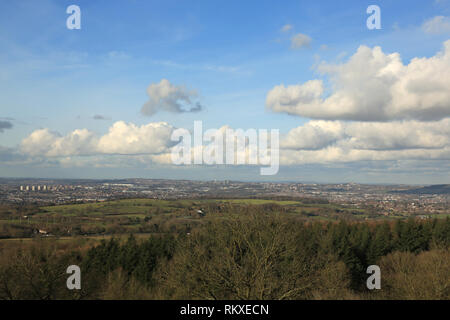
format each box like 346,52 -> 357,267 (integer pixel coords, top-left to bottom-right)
0,0 -> 450,184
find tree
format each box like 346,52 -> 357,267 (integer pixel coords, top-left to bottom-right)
156,213 -> 351,300
367,222 -> 392,264
378,249 -> 450,299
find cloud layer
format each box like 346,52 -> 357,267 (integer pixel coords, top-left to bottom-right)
267,40 -> 450,121
141,79 -> 203,116
18,117 -> 450,167
20,121 -> 175,158
280,119 -> 450,165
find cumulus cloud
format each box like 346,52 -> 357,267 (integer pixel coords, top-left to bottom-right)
20,121 -> 175,157
0,120 -> 13,132
97,121 -> 175,154
17,117 -> 450,170
280,146 -> 450,166
279,119 -> 450,165
21,128 -> 98,157
290,33 -> 311,49
422,16 -> 450,34
267,40 -> 450,121
342,120 -> 450,150
141,79 -> 203,116
281,121 -> 344,150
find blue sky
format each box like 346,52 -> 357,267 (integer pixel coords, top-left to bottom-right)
1,0 -> 450,183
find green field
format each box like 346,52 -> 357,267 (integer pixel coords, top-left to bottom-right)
1,197 -> 444,241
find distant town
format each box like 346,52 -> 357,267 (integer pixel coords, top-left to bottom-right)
0,178 -> 448,218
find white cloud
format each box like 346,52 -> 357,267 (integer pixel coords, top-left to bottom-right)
290,33 -> 311,49
280,146 -> 450,166
342,120 -> 450,150
21,129 -> 60,156
21,128 -> 98,157
20,121 -> 175,157
18,116 -> 450,170
281,121 -> 344,150
422,16 -> 450,34
267,40 -> 450,121
141,79 -> 203,116
279,119 -> 450,165
97,121 -> 174,155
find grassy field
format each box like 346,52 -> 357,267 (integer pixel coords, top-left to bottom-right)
1,197 -> 445,241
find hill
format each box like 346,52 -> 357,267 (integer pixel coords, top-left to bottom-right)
393,184 -> 450,195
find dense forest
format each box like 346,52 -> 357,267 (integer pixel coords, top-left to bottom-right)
0,211 -> 448,300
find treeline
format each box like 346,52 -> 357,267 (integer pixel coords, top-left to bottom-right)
0,214 -> 449,299
200,195 -> 330,204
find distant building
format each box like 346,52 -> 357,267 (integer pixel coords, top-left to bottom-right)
20,186 -> 24,191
